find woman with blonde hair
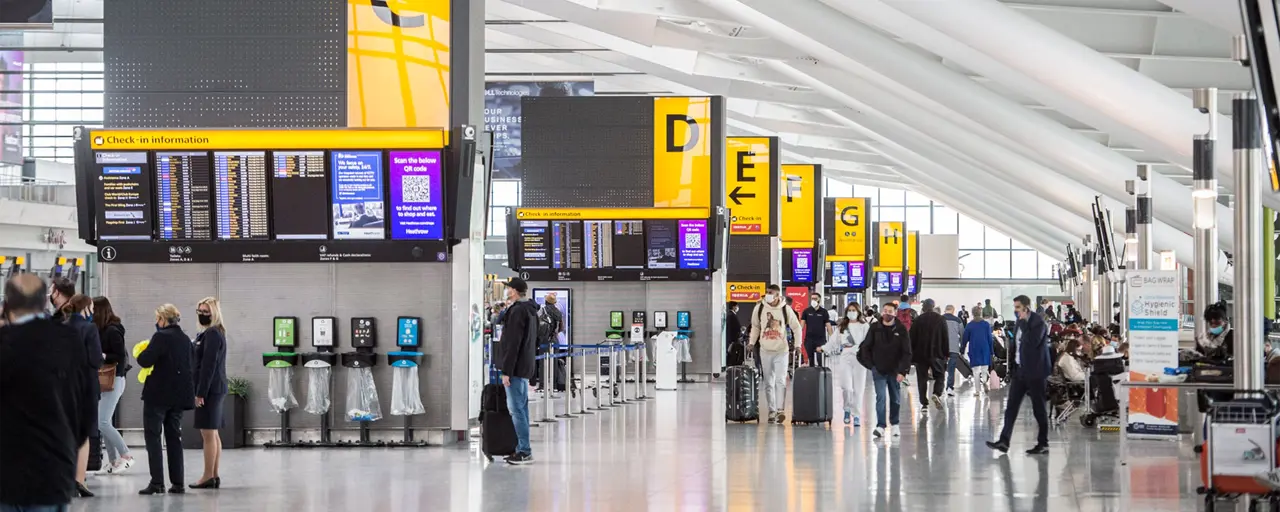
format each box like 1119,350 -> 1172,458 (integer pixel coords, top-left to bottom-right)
136,304 -> 195,496
190,297 -> 228,490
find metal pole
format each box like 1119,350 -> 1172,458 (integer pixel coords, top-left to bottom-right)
1081,240 -> 1095,324
1136,164 -> 1154,271
620,345 -> 631,403
557,351 -> 576,419
636,342 -> 649,400
1192,87 -> 1220,340
1233,91 -> 1265,391
1121,204 -> 1136,342
591,347 -> 604,411
539,354 -> 555,423
1098,269 -> 1112,327
604,345 -> 618,408
576,348 -> 591,414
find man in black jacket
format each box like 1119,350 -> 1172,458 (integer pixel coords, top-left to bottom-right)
0,274 -> 96,510
988,295 -> 1052,456
909,299 -> 949,411
498,278 -> 539,465
858,302 -> 912,438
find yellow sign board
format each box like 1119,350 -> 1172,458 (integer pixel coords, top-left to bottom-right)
877,221 -> 905,271
727,282 -> 766,302
653,97 -> 713,209
833,197 -> 869,259
347,0 -> 452,129
514,207 -> 709,221
725,137 -> 773,235
89,129 -> 448,151
906,231 -> 918,274
780,164 -> 818,244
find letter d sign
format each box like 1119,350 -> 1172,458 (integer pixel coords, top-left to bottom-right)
666,115 -> 700,152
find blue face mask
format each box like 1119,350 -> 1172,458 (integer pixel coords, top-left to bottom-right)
1210,325 -> 1225,335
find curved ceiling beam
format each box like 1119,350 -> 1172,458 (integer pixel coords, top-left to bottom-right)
1155,0 -> 1242,34
881,0 -> 1278,214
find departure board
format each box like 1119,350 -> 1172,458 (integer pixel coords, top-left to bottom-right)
214,151 -> 269,240
519,220 -> 550,269
154,151 -> 212,240
94,152 -> 153,241
271,151 -> 328,240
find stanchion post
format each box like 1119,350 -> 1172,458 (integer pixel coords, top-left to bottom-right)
591,346 -> 605,411
539,352 -> 556,423
576,347 -> 591,414
606,345 -> 619,407
620,344 -> 631,403
557,349 -> 577,418
638,342 -> 649,400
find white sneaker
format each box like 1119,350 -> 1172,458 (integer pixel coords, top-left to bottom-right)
106,457 -> 134,475
946,390 -> 956,398
873,426 -> 885,438
1256,469 -> 1280,491
931,395 -> 944,408
890,425 -> 901,437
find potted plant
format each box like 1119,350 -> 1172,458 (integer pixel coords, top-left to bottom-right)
221,376 -> 250,449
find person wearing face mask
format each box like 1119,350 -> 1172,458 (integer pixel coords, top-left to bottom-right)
1196,301 -> 1233,362
135,304 -> 196,495
749,284 -> 803,424
987,295 -> 1051,456
857,302 -> 912,438
53,292 -> 100,498
820,304 -> 870,426
963,306 -> 995,396
497,278 -> 540,465
800,294 -> 834,367
190,297 -> 228,490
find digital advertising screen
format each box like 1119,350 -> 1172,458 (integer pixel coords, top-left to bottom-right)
889,271 -> 905,293
213,151 -> 269,240
613,221 -> 645,269
677,219 -> 708,269
533,289 -> 571,346
331,151 -> 385,240
388,150 -> 444,240
583,220 -> 613,269
848,261 -> 866,289
94,152 -> 153,241
831,262 -> 848,288
271,151 -> 328,240
154,151 -> 212,241
646,220 -> 678,269
519,220 -> 550,269
874,271 -> 891,294
791,248 -> 814,283
907,274 -> 918,295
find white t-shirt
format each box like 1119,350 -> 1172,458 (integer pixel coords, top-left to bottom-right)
1015,326 -> 1023,366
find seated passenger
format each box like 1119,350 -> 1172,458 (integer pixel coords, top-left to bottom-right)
1055,340 -> 1087,383
1196,301 -> 1233,363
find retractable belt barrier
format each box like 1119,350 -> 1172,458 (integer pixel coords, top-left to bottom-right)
525,342 -> 650,423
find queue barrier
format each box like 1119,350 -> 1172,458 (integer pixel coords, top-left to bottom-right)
525,342 -> 651,423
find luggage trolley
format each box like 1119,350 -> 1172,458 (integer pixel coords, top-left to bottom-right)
1198,391 -> 1280,511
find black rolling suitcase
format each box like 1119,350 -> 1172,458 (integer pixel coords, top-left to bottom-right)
726,342 -> 746,368
955,355 -> 972,379
791,366 -> 833,425
479,383 -> 518,461
725,365 -> 760,422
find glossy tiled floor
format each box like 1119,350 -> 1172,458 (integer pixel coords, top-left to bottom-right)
74,378 -> 1207,512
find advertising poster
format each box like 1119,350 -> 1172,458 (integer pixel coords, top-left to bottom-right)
533,289 -> 571,347
388,150 -> 444,240
849,261 -> 866,289
874,271 -> 891,294
831,262 -> 848,288
485,81 -> 595,180
0,51 -> 22,165
1125,270 -> 1180,438
792,248 -> 813,283
677,219 -> 708,269
889,272 -> 904,293
647,220 -> 678,269
785,286 -> 809,337
331,151 -> 385,239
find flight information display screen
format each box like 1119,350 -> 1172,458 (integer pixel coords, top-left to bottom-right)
213,151 -> 269,240
519,220 -> 550,269
550,220 -> 582,269
388,150 -> 444,240
583,220 -> 613,268
646,220 -> 678,269
271,151 -> 328,240
331,151 -> 385,240
613,221 -> 645,269
95,152 -> 153,241
154,151 -> 212,241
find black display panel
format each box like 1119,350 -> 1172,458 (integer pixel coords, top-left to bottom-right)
646,219 -> 678,269
94,152 -> 153,241
154,151 -> 212,241
583,220 -> 613,269
92,240 -> 450,264
213,151 -> 269,240
550,220 -> 583,270
271,151 -> 328,240
519,220 -> 550,269
613,221 -> 645,269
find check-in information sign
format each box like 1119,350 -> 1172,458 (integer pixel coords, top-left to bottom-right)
726,137 -> 774,235
876,221 -> 905,270
833,197 -> 868,259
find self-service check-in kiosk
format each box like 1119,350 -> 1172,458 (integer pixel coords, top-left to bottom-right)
675,311 -> 694,383
299,317 -> 339,447
341,317 -> 384,447
262,317 -> 300,447
387,316 -> 426,447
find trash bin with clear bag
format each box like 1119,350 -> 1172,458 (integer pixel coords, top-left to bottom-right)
390,363 -> 425,416
304,365 -> 332,415
345,367 -> 382,422
266,366 -> 298,414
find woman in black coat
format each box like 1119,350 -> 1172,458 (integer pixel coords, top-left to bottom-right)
191,297 -> 228,490
135,304 -> 195,496
92,296 -> 135,474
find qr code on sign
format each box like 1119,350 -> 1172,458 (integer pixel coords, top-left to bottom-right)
684,232 -> 702,249
401,175 -> 431,203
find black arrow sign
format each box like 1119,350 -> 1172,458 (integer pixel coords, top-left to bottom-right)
728,186 -> 756,205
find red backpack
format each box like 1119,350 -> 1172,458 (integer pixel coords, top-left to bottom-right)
897,308 -> 917,331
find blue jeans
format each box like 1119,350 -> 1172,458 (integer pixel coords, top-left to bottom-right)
946,353 -> 961,389
871,369 -> 901,428
505,377 -> 532,455
0,504 -> 69,512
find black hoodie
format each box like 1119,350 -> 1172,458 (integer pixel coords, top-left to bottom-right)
910,311 -> 950,364
858,319 -> 913,376
100,321 -> 130,377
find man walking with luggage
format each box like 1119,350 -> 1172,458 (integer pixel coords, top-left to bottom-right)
909,299 -> 949,412
943,305 -> 966,397
749,284 -> 803,424
498,278 -> 539,465
800,294 -> 834,367
987,295 -> 1052,456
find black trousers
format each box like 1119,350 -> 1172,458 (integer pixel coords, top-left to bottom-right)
803,339 -> 824,367
915,359 -> 946,404
143,402 -> 185,486
998,376 -> 1049,447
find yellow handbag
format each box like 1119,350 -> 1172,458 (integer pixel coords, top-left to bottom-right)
132,340 -> 154,383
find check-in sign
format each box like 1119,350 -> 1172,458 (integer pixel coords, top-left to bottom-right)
727,282 -> 766,302
780,164 -> 819,244
725,137 -> 775,235
833,197 -> 868,259
876,221 -> 905,270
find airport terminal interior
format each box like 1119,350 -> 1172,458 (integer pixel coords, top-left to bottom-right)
4,0 -> 1280,510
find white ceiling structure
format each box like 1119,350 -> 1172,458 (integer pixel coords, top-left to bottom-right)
17,0 -> 1262,266
486,0 -> 1267,267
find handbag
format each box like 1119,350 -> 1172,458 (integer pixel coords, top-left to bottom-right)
99,363 -> 118,391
